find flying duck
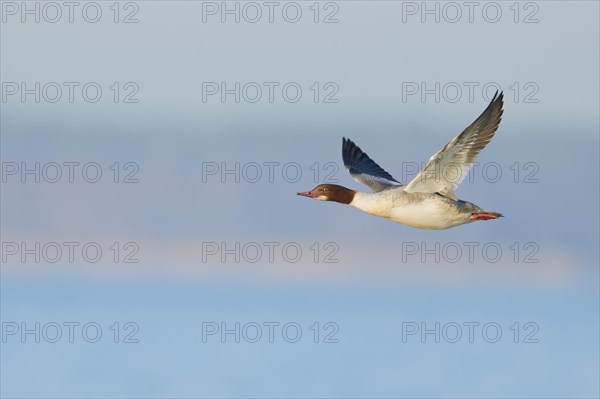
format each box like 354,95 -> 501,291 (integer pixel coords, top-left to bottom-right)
298,91 -> 504,230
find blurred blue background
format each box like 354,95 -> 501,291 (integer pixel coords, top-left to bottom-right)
1,1 -> 599,398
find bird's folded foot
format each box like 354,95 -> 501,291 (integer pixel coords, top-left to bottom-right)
471,212 -> 502,220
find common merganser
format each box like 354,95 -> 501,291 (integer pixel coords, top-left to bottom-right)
298,91 -> 504,230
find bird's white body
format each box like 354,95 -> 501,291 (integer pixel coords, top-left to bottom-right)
350,190 -> 478,230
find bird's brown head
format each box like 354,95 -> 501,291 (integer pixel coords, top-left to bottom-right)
297,184 -> 356,205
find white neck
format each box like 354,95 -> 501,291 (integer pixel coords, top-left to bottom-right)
350,192 -> 390,218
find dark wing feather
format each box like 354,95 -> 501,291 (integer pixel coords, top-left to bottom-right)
342,137 -> 401,192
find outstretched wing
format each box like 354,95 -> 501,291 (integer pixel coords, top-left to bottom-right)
403,91 -> 504,200
342,137 -> 402,192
